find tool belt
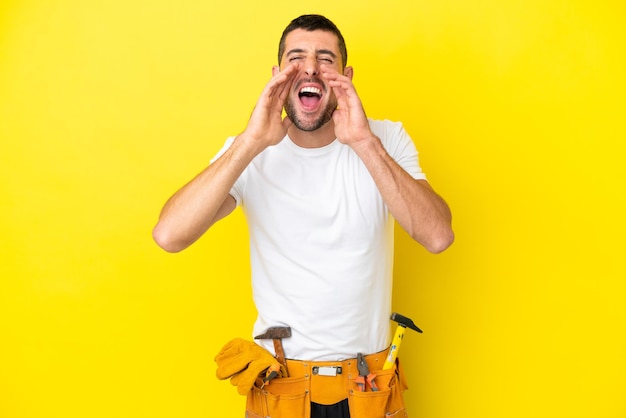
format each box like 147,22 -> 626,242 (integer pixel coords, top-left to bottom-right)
245,349 -> 409,418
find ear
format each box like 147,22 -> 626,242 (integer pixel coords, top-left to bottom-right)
272,65 -> 280,76
343,66 -> 354,80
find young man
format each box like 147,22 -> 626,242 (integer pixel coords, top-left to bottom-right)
153,14 -> 453,418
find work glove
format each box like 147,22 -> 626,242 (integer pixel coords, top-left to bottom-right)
214,338 -> 283,395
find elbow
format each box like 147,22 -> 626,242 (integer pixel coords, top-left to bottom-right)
152,223 -> 187,253
421,227 -> 455,254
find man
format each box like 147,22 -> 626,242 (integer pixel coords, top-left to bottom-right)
153,14 -> 453,418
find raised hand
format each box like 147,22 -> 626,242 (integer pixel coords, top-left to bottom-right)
240,64 -> 300,151
321,66 -> 376,149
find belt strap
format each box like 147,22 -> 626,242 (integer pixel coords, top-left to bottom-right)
284,349 -> 389,405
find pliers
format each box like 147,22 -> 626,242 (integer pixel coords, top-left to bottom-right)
356,353 -> 379,392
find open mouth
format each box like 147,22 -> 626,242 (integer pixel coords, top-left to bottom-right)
298,86 -> 323,110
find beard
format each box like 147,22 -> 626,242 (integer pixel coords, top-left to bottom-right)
284,95 -> 337,132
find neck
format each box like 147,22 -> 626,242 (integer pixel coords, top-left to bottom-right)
288,120 -> 336,148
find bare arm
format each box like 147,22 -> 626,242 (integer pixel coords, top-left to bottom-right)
152,142 -> 254,253
152,64 -> 300,252
350,140 -> 454,253
323,67 -> 454,253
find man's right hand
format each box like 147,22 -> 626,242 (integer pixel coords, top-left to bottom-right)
237,63 -> 300,151
152,64 -> 301,253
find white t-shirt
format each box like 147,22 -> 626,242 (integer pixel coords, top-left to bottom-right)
212,119 -> 426,361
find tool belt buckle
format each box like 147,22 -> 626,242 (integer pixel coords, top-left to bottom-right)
312,366 -> 342,376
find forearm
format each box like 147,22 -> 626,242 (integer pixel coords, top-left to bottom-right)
152,136 -> 261,252
352,136 -> 454,253
153,63 -> 298,252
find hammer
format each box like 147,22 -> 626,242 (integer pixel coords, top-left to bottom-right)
383,312 -> 423,369
255,326 -> 291,377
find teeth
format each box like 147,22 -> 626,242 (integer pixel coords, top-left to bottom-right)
300,86 -> 322,95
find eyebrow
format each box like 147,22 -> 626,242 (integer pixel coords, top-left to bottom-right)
286,48 -> 337,59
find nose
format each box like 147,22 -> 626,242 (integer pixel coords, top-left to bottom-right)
303,56 -> 319,76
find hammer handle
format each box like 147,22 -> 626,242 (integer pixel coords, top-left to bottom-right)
273,339 -> 289,377
383,324 -> 406,369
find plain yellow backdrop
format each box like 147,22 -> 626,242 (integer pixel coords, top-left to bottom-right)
1,0 -> 625,417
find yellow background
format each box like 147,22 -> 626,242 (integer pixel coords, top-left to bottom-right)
1,0 -> 624,417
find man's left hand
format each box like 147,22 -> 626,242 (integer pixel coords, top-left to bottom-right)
321,66 -> 376,149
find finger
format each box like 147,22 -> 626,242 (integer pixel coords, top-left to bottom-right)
322,69 -> 353,96
252,67 -> 296,118
327,78 -> 354,94
331,79 -> 363,112
327,80 -> 351,111
262,65 -> 298,113
321,68 -> 354,91
258,66 -> 292,104
276,65 -> 300,101
270,64 -> 299,99
320,64 -> 343,80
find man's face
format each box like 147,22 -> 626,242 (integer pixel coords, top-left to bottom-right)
275,29 -> 350,132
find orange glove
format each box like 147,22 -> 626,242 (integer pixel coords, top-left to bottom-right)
214,338 -> 283,395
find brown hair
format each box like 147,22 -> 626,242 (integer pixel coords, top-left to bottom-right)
278,14 -> 348,68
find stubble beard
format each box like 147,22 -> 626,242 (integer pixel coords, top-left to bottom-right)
284,96 -> 337,132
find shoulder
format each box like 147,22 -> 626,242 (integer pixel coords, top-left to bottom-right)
368,119 -> 408,143
367,118 -> 402,132
368,119 -> 425,179
367,118 -> 415,153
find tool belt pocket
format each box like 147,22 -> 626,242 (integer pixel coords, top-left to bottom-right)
246,376 -> 310,418
348,360 -> 409,418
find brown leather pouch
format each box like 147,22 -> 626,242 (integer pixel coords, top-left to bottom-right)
347,358 -> 409,418
245,353 -> 408,418
245,375 -> 310,418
